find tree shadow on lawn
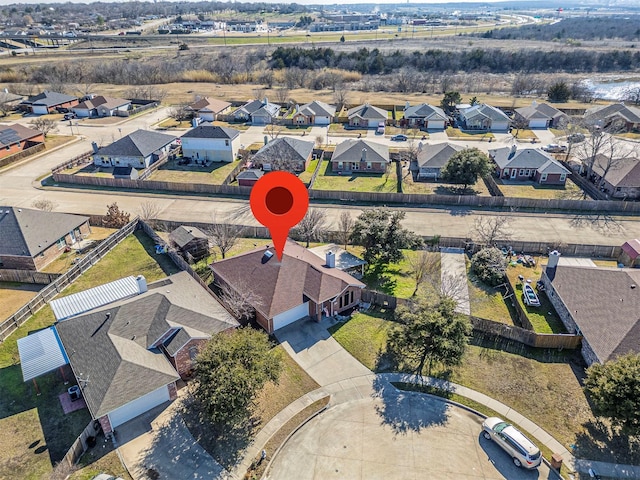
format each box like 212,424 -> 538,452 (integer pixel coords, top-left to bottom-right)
573,419 -> 640,465
363,266 -> 398,296
133,230 -> 181,276
0,364 -> 91,469
157,157 -> 227,174
371,375 -> 450,435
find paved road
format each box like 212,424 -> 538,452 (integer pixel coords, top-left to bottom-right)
3,109 -> 640,245
266,393 -> 557,480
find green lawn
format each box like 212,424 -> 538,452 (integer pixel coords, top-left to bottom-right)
0,230 -> 178,479
148,158 -> 241,185
497,178 -> 587,200
505,261 -> 566,334
511,129 -> 538,140
445,127 -> 495,141
466,259 -> 514,325
329,314 -> 596,457
298,158 -> 319,185
312,160 -> 398,193
327,124 -> 361,137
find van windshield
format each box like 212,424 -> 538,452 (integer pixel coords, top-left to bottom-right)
493,422 -> 509,433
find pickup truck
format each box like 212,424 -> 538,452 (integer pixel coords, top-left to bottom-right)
542,144 -> 567,153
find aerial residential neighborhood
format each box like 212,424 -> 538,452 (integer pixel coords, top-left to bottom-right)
1,1 -> 640,480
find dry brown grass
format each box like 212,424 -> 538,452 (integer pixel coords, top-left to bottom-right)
0,283 -> 42,322
181,69 -> 217,82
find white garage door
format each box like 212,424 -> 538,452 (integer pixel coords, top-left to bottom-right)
529,119 -> 547,129
426,120 -> 445,130
315,117 -> 330,125
32,105 -> 49,115
108,384 -> 170,428
273,302 -> 309,330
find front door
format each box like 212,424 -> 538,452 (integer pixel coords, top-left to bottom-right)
510,169 -> 517,179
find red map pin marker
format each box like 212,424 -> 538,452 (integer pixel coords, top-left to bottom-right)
250,171 -> 309,261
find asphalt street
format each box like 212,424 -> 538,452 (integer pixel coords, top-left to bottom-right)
2,109 -> 640,246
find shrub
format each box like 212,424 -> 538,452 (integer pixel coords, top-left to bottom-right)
471,247 -> 506,286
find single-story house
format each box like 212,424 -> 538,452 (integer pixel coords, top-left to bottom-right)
251,137 -> 315,173
187,97 -> 231,122
514,101 -> 568,129
55,271 -> 238,434
0,91 -> 24,109
0,206 -> 90,271
169,225 -> 209,261
585,103 -> 640,132
112,165 -> 139,179
543,256 -> 640,365
414,142 -> 464,181
307,244 -> 367,278
237,169 -> 263,187
0,124 -> 45,160
459,104 -> 510,132
233,99 -> 280,125
93,129 -> 177,169
489,146 -> 570,185
331,139 -> 389,173
72,96 -> 131,118
292,101 -> 336,126
619,238 -> 640,267
590,154 -> 640,199
347,103 -> 388,128
180,123 -> 240,163
20,90 -> 79,115
402,103 -> 448,130
210,240 -> 365,333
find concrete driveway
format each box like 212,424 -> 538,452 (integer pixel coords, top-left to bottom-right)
117,399 -> 231,480
266,384 -> 558,480
275,316 -> 371,386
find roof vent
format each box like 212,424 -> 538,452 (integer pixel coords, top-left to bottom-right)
632,284 -> 637,289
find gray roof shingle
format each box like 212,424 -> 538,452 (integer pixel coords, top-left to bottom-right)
489,147 -> 568,174
298,100 -> 336,118
56,271 -> 237,418
169,226 -> 208,249
181,123 -> 240,140
96,129 -> 176,158
331,139 -> 389,164
416,142 -> 464,169
403,103 -> 447,121
0,206 -> 89,257
252,137 -> 314,165
347,103 -> 388,121
23,90 -> 77,107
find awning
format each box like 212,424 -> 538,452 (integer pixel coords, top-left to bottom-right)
18,326 -> 69,382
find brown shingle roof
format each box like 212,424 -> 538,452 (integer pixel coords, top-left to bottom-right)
549,265 -> 640,362
210,240 -> 365,319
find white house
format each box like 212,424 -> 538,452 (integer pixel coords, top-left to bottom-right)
72,96 -> 131,118
459,104 -> 510,132
180,123 -> 240,163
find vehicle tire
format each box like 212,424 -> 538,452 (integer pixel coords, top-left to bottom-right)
513,458 -> 522,468
482,431 -> 491,440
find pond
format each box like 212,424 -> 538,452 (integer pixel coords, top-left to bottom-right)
582,76 -> 640,100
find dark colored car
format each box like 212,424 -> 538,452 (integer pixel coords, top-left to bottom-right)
391,134 -> 408,141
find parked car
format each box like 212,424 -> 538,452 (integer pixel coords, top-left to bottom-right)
391,134 -> 408,142
64,113 -> 77,120
482,417 -> 542,469
542,144 -> 566,153
567,133 -> 585,143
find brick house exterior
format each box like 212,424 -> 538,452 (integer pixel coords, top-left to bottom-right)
347,103 -> 388,128
489,146 -> 570,186
167,338 -> 207,378
0,124 -> 45,160
0,207 -> 91,271
331,139 -> 389,173
211,241 -> 365,334
21,90 -> 79,115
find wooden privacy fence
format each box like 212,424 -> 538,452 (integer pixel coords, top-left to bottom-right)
51,150 -> 93,174
0,218 -> 138,342
0,143 -> 45,169
360,290 -> 581,350
59,420 -> 98,469
0,269 -> 60,284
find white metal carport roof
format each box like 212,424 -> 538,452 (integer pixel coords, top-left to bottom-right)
49,275 -> 144,321
18,326 -> 69,382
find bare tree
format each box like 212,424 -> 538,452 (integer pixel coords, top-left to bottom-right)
217,279 -> 261,322
333,85 -> 349,108
168,105 -> 192,123
29,118 -> 57,137
623,86 -> 640,106
293,208 -> 328,247
573,117 -> 631,180
264,122 -> 282,140
336,211 -> 354,249
274,87 -> 290,105
315,134 -> 325,148
138,201 -> 162,227
440,272 -> 469,310
408,250 -> 440,297
588,137 -> 638,193
0,91 -> 16,117
470,216 -> 512,246
252,87 -> 266,101
207,220 -> 245,259
31,199 -> 57,212
124,85 -> 166,103
215,52 -> 236,84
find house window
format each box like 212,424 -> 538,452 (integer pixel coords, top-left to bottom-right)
351,162 -> 359,170
225,140 -> 229,146
366,162 -> 372,169
525,169 -> 530,177
350,291 -> 354,304
560,174 -> 566,182
189,346 -> 198,361
57,237 -> 66,249
519,169 -> 525,176
503,168 -> 509,176
616,187 -> 621,192
338,161 -> 343,169
541,173 -> 548,182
